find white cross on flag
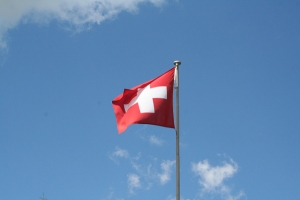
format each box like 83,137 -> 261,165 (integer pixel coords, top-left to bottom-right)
112,67 -> 175,133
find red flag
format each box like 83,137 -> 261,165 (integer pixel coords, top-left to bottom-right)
112,67 -> 175,134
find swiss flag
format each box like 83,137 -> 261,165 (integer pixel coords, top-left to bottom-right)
112,67 -> 175,133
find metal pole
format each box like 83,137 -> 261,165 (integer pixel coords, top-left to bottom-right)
174,60 -> 181,200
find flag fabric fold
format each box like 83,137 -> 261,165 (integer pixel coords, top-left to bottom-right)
112,67 -> 175,133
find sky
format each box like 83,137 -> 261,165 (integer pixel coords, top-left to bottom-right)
0,0 -> 300,200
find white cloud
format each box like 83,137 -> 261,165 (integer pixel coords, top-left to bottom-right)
158,160 -> 175,185
149,135 -> 164,146
0,0 -> 167,48
112,147 -> 129,158
108,146 -> 130,164
192,159 -> 237,192
192,159 -> 245,200
127,173 -> 141,194
109,147 -> 175,195
110,147 -> 141,161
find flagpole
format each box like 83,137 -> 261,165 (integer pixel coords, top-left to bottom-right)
174,60 -> 181,200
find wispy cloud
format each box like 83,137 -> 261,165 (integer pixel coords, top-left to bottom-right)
0,0 -> 167,48
108,146 -> 130,164
109,147 -> 175,194
158,160 -> 175,185
109,147 -> 245,199
192,159 -> 245,200
112,147 -> 129,158
101,187 -> 125,200
128,173 -> 141,194
149,135 -> 164,146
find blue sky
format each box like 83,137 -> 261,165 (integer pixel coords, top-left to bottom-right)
1,1 -> 300,200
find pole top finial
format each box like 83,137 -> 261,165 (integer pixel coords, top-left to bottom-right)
174,60 -> 181,66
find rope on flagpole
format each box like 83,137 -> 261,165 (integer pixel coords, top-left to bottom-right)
174,60 -> 181,200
